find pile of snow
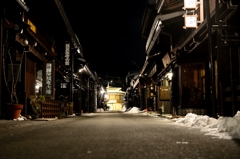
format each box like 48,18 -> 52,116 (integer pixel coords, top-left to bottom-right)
13,115 -> 27,121
124,107 -> 140,114
97,108 -> 105,112
68,113 -> 76,117
81,113 -> 96,116
121,106 -> 126,112
173,111 -> 240,139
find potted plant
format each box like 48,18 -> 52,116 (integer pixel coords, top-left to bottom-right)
2,29 -> 29,119
29,95 -> 45,119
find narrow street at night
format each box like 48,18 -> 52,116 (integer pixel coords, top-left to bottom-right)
0,111 -> 240,159
1,1 -> 240,158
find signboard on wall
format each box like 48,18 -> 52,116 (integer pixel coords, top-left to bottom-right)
43,61 -> 55,98
159,86 -> 170,100
65,42 -> 70,66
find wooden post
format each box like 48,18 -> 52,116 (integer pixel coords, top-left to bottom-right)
204,0 -> 216,118
0,18 -> 2,115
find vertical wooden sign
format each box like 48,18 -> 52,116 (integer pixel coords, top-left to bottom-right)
43,61 -> 55,98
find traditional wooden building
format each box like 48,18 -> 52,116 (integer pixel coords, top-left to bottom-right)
1,0 -> 100,119
131,0 -> 240,117
106,85 -> 125,111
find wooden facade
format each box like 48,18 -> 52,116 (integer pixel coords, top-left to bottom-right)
0,0 -> 100,118
127,0 -> 240,117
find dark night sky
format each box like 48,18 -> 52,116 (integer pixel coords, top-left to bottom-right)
61,0 -> 148,77
23,0 -> 148,78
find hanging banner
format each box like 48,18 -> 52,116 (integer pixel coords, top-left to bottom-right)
43,61 -> 55,98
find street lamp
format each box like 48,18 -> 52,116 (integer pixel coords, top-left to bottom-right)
79,68 -> 83,73
165,71 -> 173,81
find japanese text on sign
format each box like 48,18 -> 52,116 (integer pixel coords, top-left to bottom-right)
46,63 -> 52,95
65,43 -> 70,66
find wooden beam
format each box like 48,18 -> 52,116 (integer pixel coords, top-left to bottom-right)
26,28 -> 56,57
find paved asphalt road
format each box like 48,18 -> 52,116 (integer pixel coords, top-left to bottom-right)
0,111 -> 240,159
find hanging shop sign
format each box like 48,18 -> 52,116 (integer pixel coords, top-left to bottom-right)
43,61 -> 55,98
183,0 -> 202,29
183,14 -> 198,29
183,0 -> 198,10
65,42 -> 70,66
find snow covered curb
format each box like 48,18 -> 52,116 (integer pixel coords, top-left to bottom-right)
173,111 -> 240,139
122,106 -> 161,117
